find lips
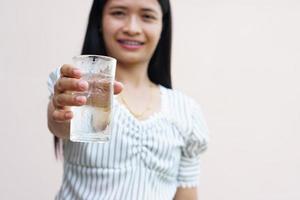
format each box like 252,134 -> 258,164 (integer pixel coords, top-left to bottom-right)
117,39 -> 145,50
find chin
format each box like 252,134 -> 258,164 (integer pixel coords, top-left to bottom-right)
115,52 -> 150,65
118,56 -> 146,65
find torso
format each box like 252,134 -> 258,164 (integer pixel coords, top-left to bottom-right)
56,85 -> 194,200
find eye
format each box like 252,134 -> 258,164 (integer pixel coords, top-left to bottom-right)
142,14 -> 157,22
111,11 -> 125,17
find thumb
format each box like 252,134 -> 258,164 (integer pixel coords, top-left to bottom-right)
113,81 -> 123,95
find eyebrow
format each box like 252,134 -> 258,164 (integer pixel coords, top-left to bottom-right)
108,6 -> 127,10
108,6 -> 160,15
141,8 -> 159,15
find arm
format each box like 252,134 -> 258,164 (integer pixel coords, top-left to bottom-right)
47,65 -> 86,139
174,97 -> 209,200
47,99 -> 71,139
174,187 -> 198,200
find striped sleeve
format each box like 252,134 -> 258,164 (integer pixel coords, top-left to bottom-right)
47,67 -> 60,97
177,98 -> 209,188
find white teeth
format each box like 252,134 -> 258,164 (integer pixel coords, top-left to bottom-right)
120,40 -> 142,45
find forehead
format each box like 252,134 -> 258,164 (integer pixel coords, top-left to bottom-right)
105,0 -> 162,13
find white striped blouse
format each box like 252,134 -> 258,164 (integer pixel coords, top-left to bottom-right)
48,68 -> 209,200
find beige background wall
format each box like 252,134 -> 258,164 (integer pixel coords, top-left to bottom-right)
0,0 -> 299,199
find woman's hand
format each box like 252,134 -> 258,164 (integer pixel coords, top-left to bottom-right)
48,64 -> 123,138
51,64 -> 123,122
51,64 -> 88,122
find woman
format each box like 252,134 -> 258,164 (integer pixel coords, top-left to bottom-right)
47,0 -> 209,199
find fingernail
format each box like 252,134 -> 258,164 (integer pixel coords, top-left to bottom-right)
118,81 -> 124,88
65,112 -> 73,119
73,69 -> 81,76
78,80 -> 88,90
75,96 -> 86,103
114,81 -> 124,88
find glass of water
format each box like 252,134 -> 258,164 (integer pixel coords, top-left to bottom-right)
70,55 -> 116,143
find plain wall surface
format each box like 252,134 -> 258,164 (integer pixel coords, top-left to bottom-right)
0,0 -> 299,199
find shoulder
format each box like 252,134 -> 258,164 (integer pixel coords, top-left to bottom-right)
160,85 -> 209,154
160,85 -> 207,130
160,85 -> 199,112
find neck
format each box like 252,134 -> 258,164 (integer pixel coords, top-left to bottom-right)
115,62 -> 153,89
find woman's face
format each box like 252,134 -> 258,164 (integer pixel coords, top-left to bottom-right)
102,0 -> 163,66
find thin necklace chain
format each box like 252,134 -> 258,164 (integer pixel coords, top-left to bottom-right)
119,84 -> 155,119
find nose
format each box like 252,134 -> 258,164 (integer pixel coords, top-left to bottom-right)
122,16 -> 142,36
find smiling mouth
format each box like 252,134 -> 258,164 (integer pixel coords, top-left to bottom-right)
117,40 -> 145,46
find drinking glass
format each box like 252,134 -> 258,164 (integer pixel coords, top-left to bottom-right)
70,55 -> 116,143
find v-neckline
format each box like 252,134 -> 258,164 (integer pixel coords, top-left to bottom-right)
114,85 -> 165,125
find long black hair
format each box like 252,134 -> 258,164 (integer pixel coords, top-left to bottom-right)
82,0 -> 172,88
55,0 -> 172,157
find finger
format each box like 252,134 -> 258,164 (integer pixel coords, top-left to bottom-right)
60,64 -> 82,78
113,81 -> 123,94
55,77 -> 88,93
52,109 -> 73,122
53,93 -> 87,107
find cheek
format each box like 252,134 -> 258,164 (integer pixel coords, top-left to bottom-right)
147,26 -> 162,46
102,25 -> 113,40
102,17 -> 120,39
